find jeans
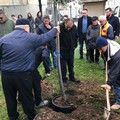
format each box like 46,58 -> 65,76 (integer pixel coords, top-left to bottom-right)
114,86 -> 120,104
51,51 -> 58,69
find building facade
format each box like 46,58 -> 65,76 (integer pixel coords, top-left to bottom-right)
105,0 -> 120,9
80,0 -> 107,17
0,0 -> 47,19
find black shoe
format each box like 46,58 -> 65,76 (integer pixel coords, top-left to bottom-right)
63,77 -> 68,83
63,78 -> 68,85
69,78 -> 80,83
15,112 -> 20,120
95,61 -> 99,64
87,60 -> 94,63
80,56 -> 83,59
86,56 -> 90,61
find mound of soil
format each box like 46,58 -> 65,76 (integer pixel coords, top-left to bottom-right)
37,80 -> 120,120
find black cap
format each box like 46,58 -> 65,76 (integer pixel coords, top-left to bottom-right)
92,16 -> 98,21
16,18 -> 30,26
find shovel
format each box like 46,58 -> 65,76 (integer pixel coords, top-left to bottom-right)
104,61 -> 111,120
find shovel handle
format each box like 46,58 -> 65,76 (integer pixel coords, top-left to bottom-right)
105,62 -> 111,111
105,61 -> 108,83
106,89 -> 111,111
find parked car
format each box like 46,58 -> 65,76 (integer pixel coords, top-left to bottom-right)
113,6 -> 120,21
113,6 -> 120,34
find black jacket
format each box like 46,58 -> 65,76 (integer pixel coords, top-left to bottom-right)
59,23 -> 78,53
106,50 -> 120,87
77,16 -> 92,37
107,14 -> 120,37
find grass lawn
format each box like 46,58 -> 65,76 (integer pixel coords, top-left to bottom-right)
0,45 -> 109,119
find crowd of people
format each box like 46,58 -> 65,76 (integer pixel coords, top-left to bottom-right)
0,7 -> 120,120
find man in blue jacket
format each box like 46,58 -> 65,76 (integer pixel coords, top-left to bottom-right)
0,18 -> 59,120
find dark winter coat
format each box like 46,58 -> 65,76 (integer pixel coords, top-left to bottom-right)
102,40 -> 120,87
107,14 -> 120,37
35,16 -> 43,28
27,16 -> 35,33
77,16 -> 92,37
107,50 -> 120,87
86,24 -> 100,49
59,23 -> 78,53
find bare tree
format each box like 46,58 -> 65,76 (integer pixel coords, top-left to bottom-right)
52,0 -> 67,100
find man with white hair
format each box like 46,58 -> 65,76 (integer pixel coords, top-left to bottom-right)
99,15 -> 114,40
99,15 -> 114,70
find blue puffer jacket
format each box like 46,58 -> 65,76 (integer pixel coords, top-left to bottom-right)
0,27 -> 57,72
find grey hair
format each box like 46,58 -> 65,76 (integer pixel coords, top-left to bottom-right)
65,18 -> 74,24
15,25 -> 25,29
99,15 -> 107,20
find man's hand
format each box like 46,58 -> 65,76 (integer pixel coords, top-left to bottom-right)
115,36 -> 119,40
101,84 -> 111,91
54,26 -> 60,33
45,24 -> 51,29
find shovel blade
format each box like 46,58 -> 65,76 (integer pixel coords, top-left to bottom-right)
104,107 -> 111,120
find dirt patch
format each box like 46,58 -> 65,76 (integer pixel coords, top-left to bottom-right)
37,80 -> 120,120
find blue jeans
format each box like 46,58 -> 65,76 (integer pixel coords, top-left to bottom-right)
114,86 -> 120,104
50,51 -> 58,69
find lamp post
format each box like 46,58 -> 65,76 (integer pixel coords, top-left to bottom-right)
38,0 -> 42,15
70,5 -> 72,18
69,0 -> 72,18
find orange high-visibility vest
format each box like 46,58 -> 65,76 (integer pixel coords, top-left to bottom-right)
100,22 -> 111,37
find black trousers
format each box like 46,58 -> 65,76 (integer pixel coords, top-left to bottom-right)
42,48 -> 51,73
60,51 -> 74,81
35,47 -> 50,74
79,33 -> 89,59
32,69 -> 42,106
89,48 -> 100,62
1,72 -> 36,120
